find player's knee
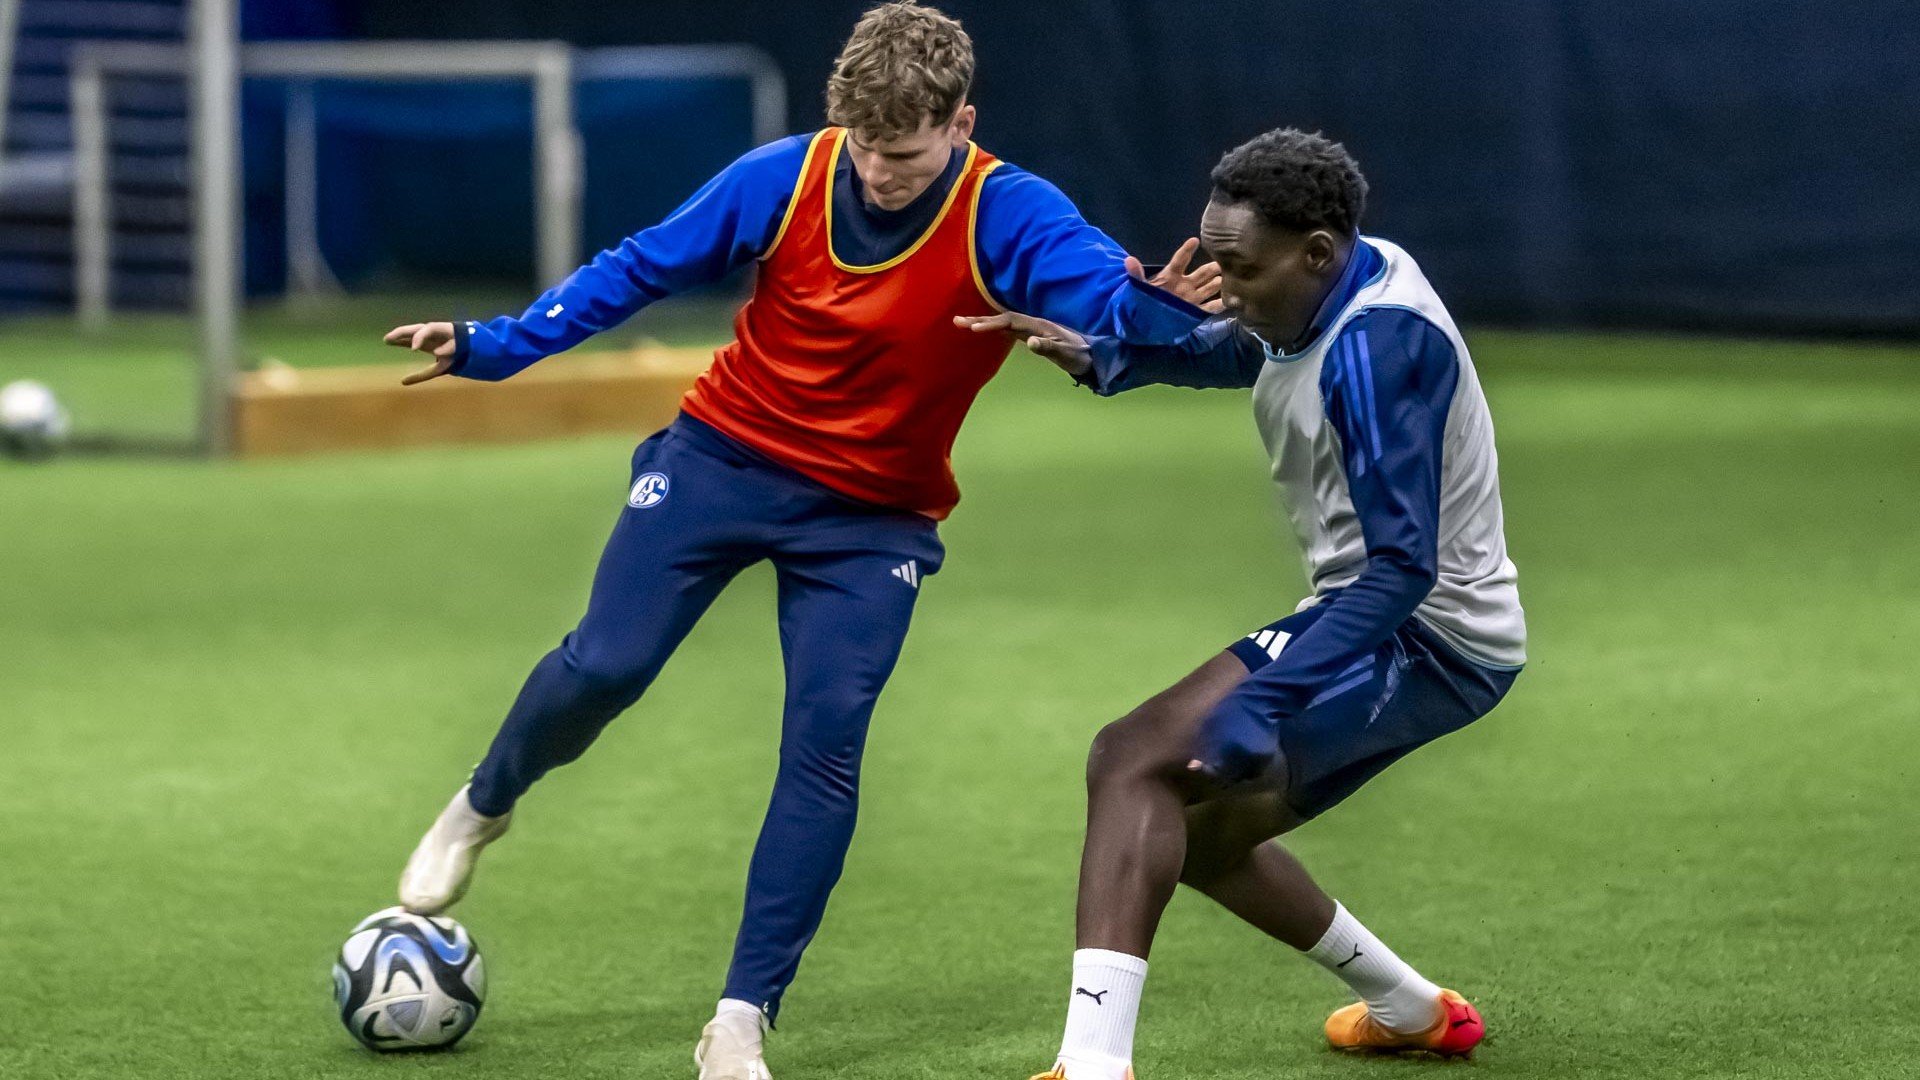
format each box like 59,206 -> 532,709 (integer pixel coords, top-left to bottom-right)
1086,708 -> 1177,793
778,727 -> 866,775
773,733 -> 865,806
561,645 -> 650,704
1085,716 -> 1131,792
785,685 -> 877,742
777,688 -> 876,773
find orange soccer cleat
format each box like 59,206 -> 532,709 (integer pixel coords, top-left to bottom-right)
1325,988 -> 1485,1057
1026,1067 -> 1134,1080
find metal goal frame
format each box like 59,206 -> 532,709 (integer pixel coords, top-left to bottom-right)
66,13 -> 783,454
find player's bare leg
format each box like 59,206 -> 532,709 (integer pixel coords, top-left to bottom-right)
1039,652 -> 1477,1079
1178,791 -> 1327,948
1043,657 -> 1238,1080
1076,655 -> 1248,957
1178,794 -> 1482,1055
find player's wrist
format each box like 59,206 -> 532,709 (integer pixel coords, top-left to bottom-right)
447,319 -> 472,375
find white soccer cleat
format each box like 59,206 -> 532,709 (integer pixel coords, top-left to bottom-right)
695,1007 -> 773,1080
397,784 -> 512,915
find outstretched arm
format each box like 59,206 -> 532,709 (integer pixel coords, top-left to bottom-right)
956,305 -> 1267,395
385,134 -> 810,384
973,167 -> 1217,343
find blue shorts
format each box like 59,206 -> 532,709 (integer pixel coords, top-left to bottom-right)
1219,603 -> 1519,820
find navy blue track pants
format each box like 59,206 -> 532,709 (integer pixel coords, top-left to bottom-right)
467,413 -> 944,1019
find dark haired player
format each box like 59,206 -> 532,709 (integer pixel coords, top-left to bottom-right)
961,129 -> 1526,1078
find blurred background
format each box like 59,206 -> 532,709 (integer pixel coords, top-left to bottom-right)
3,0 -> 1917,447
1,3 -> 1916,1079
9,1 -> 1917,329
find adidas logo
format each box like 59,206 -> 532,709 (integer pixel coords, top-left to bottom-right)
1247,627 -> 1290,660
890,561 -> 921,589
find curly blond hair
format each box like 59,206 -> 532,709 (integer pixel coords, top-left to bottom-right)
826,2 -> 974,140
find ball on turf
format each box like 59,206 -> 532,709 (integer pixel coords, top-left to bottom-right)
332,906 -> 485,1051
0,380 -> 71,460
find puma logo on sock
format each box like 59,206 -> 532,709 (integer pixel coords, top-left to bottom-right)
1074,987 -> 1109,1005
1335,945 -> 1363,969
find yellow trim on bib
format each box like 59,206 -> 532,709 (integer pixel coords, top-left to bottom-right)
967,159 -> 1008,310
759,129 -> 832,262
825,133 -> 980,274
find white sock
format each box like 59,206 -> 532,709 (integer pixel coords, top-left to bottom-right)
711,998 -> 767,1042
1057,949 -> 1147,1080
1303,902 -> 1444,1034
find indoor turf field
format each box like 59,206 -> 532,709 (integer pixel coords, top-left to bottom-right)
2,309 -> 1916,1078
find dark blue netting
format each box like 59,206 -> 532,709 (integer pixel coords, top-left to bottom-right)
240,77 -> 756,291
297,0 -> 1920,334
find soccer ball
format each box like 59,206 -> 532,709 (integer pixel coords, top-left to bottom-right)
332,906 -> 486,1051
0,380 -> 71,459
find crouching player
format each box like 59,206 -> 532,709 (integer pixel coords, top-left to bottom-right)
960,129 -> 1527,1078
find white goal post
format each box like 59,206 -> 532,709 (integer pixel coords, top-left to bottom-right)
67,27 -> 784,454
0,0 -> 20,154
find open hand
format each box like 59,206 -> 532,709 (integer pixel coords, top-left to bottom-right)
1132,237 -> 1224,312
383,322 -> 459,385
954,311 -> 1092,376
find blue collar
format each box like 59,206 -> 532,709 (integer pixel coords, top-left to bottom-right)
832,145 -> 968,267
1260,238 -> 1383,361
840,144 -> 966,217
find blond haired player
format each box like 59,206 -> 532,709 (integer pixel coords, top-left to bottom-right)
381,5 -> 1217,1077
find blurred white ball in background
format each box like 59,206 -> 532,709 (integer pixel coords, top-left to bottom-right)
0,380 -> 72,459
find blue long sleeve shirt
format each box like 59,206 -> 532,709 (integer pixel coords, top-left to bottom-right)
1230,309 -> 1460,729
451,134 -> 1205,381
1074,241 -> 1471,758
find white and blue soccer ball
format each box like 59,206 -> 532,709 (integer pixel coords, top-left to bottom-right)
0,380 -> 71,459
332,907 -> 486,1051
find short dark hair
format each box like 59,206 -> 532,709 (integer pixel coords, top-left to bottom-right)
1209,128 -> 1368,235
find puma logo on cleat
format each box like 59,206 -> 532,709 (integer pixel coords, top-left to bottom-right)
1335,945 -> 1363,969
1074,988 -> 1108,1005
1450,1017 -> 1475,1029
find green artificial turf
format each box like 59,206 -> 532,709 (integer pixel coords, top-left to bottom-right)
1,326 -> 1916,1078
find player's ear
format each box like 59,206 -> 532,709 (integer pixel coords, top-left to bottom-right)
949,104 -> 976,145
1303,229 -> 1340,275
